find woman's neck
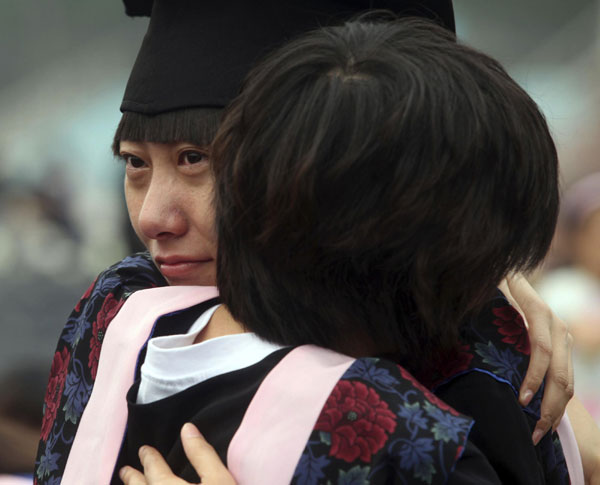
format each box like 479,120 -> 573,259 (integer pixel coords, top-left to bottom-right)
193,305 -> 246,344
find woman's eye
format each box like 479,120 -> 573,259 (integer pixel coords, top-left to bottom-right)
122,154 -> 146,169
180,150 -> 208,165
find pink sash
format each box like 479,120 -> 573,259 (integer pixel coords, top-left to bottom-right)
227,345 -> 355,484
61,286 -> 218,485
556,412 -> 584,485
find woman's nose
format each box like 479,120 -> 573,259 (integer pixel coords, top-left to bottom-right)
137,179 -> 188,240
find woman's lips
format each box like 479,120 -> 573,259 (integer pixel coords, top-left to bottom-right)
155,258 -> 213,280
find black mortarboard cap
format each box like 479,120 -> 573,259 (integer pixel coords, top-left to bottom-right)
121,0 -> 455,115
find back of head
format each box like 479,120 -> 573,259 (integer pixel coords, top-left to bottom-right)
213,18 -> 559,368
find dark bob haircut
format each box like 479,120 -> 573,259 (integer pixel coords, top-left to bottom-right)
212,19 -> 559,369
112,107 -> 222,155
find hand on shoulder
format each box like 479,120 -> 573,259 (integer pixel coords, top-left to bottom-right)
501,273 -> 574,444
119,423 -> 236,485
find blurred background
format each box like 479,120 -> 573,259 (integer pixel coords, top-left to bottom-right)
0,0 -> 599,473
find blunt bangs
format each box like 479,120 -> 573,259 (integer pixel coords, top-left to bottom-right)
112,107 -> 222,154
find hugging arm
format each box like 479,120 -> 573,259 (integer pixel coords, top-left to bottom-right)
119,423 -> 236,485
502,274 -> 575,443
500,274 -> 600,484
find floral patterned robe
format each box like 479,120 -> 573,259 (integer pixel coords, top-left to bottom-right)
34,253 -> 570,484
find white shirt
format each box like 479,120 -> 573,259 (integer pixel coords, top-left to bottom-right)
137,304 -> 284,404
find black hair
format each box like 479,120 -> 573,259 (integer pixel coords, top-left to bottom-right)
213,19 -> 559,370
112,107 -> 222,154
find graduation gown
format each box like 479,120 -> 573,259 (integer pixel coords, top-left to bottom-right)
33,253 -> 577,484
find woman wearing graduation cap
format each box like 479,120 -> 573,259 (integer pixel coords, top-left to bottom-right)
34,1 -> 594,484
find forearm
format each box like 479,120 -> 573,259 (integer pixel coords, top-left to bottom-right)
566,396 -> 600,484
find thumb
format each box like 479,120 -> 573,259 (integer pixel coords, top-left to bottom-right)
180,423 -> 236,484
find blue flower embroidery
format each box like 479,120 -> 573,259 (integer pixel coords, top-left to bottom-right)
397,437 -> 435,481
62,314 -> 91,347
344,359 -> 398,391
293,445 -> 331,485
62,360 -> 92,424
398,402 -> 429,434
413,459 -> 436,484
36,440 -> 61,478
475,341 -> 522,384
424,402 -> 471,444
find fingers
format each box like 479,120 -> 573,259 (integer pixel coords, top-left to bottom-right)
181,423 -> 236,485
134,445 -> 187,484
118,426 -> 235,485
521,312 -> 553,407
498,278 -> 523,319
505,274 -> 575,445
505,274 -> 556,405
120,465 -> 147,485
534,316 -> 574,444
501,276 -> 545,404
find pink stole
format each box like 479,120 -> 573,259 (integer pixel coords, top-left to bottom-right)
227,345 -> 355,484
556,413 -> 584,485
61,286 -> 218,485
61,286 -> 354,485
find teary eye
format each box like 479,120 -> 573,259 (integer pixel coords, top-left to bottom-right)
180,150 -> 208,164
120,154 -> 146,169
128,155 -> 146,168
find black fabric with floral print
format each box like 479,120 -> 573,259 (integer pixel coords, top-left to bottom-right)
33,257 -> 571,484
34,253 -> 478,485
34,252 -> 166,485
292,358 -> 476,485
426,291 -> 570,484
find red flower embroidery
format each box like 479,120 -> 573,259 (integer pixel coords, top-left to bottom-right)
315,380 -> 397,463
492,306 -> 530,355
41,347 -> 71,441
398,365 -> 460,416
75,278 -> 97,312
88,293 -> 124,379
419,344 -> 474,390
440,344 -> 474,379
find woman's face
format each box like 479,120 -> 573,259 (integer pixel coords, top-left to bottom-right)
119,140 -> 217,286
